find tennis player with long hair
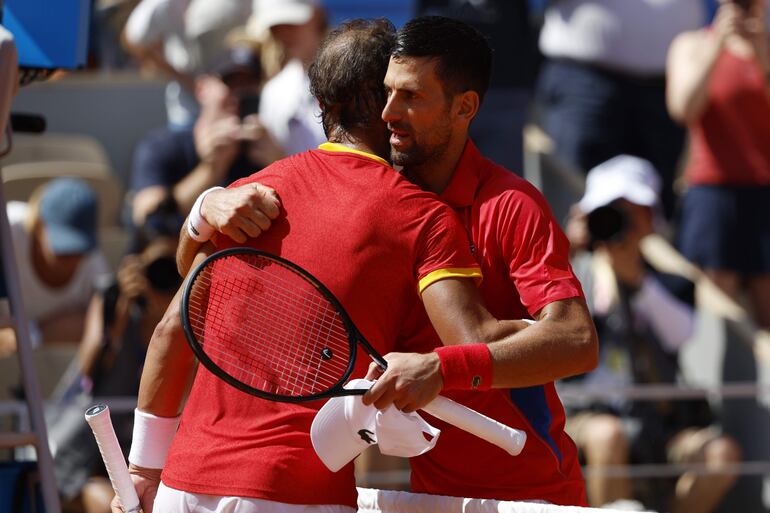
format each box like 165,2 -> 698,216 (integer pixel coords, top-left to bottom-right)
116,18 -> 590,513
183,16 -> 599,507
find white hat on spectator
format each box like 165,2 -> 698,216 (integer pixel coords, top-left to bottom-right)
254,0 -> 320,31
578,155 -> 661,213
311,379 -> 440,472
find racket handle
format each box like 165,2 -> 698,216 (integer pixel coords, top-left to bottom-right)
422,395 -> 527,456
85,404 -> 143,513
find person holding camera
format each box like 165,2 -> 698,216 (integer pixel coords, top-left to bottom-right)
129,44 -> 285,229
667,0 -> 770,329
564,155 -> 741,512
52,212 -> 182,513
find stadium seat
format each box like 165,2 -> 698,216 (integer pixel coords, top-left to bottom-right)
1,161 -> 123,226
1,132 -> 111,167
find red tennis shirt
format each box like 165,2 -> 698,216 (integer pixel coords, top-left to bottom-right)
161,143 -> 481,507
403,140 -> 588,506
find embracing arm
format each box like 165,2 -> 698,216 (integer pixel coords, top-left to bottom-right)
176,183 -> 281,275
114,247 -> 212,513
364,278 -> 598,411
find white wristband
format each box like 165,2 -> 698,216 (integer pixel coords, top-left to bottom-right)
521,319 -> 536,325
128,409 -> 181,469
187,186 -> 224,242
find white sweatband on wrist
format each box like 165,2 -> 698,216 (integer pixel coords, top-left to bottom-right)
521,319 -> 536,325
187,186 -> 224,242
128,409 -> 181,469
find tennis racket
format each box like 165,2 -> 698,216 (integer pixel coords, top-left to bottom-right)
85,404 -> 142,513
181,247 -> 526,455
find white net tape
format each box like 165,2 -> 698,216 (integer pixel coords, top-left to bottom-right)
356,488 -> 656,513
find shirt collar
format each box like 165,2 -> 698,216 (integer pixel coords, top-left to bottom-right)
440,139 -> 483,209
318,142 -> 390,167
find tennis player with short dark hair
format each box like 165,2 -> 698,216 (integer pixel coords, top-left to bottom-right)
185,16 -> 599,507
118,18 -> 541,513
364,16 -> 594,505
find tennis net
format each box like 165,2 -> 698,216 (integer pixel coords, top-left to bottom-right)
357,488 -> 655,513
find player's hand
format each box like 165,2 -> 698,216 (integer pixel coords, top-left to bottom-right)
110,464 -> 161,513
200,184 -> 281,243
362,352 -> 443,413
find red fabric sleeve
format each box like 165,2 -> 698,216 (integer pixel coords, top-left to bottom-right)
497,188 -> 583,315
414,205 -> 480,285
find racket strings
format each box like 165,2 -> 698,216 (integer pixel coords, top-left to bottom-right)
189,274 -> 349,395
188,270 -> 351,388
190,279 -> 349,393
187,254 -> 355,396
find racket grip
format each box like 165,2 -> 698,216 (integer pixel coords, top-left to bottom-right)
85,404 -> 143,513
422,395 -> 526,456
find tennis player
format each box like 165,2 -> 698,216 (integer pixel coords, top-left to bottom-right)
183,16 -> 599,507
119,19 -> 538,513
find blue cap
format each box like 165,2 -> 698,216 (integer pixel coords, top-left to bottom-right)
39,178 -> 98,255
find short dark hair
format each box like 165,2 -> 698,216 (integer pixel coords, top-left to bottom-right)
393,16 -> 491,103
309,18 -> 396,138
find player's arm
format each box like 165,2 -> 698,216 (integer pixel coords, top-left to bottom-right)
177,183 -> 280,275
114,245 -> 213,513
363,279 -> 597,412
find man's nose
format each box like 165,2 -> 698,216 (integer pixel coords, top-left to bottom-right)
382,94 -> 400,123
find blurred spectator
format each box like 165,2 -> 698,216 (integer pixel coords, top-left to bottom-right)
0,178 -> 109,355
88,0 -> 140,70
565,156 -> 741,512
667,0 -> 770,329
252,0 -> 327,155
418,0 -> 539,173
123,0 -> 251,129
51,214 -> 181,513
535,0 -> 705,218
129,44 -> 283,227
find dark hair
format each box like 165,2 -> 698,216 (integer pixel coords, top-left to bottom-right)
308,18 -> 396,138
393,16 -> 491,103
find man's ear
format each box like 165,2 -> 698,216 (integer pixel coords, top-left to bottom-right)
455,90 -> 480,123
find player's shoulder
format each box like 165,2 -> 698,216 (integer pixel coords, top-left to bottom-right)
478,162 -> 551,216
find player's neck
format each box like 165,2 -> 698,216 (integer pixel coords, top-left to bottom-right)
407,135 -> 467,194
327,127 -> 391,162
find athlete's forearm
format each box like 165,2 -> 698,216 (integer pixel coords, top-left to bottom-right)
136,286 -> 197,416
176,218 -> 204,276
487,297 -> 598,387
139,249 -> 212,415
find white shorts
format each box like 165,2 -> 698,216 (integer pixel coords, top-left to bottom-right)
154,482 -> 357,513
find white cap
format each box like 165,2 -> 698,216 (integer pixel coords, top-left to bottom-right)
311,379 -> 441,472
578,155 -> 661,213
254,0 -> 319,31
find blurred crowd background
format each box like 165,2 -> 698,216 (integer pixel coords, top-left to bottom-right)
2,1 -> 770,512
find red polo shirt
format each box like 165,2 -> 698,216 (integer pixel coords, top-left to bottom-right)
162,143 -> 481,507
404,140 -> 588,506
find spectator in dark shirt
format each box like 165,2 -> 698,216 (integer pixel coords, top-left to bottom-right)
129,44 -> 284,228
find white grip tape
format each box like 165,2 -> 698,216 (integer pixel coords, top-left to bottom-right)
85,405 -> 142,513
187,186 -> 224,242
422,395 -> 527,456
127,408 -> 181,470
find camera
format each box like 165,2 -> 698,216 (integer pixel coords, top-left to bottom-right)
238,93 -> 261,120
587,202 -> 629,248
144,256 -> 181,293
